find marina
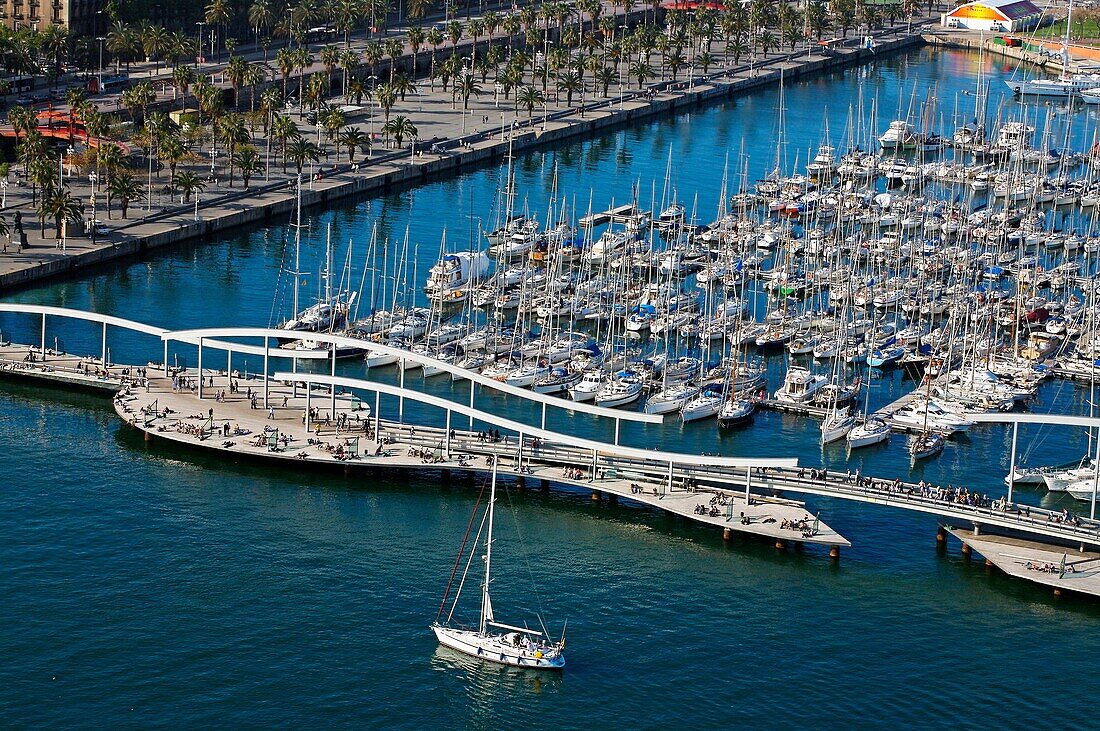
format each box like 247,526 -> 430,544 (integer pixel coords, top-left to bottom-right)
7,19 -> 1100,727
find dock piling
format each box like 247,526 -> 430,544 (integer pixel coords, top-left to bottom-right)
829,546 -> 840,561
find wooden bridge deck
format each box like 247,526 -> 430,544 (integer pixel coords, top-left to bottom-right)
113,374 -> 850,548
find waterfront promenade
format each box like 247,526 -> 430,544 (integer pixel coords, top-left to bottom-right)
0,18 -> 937,292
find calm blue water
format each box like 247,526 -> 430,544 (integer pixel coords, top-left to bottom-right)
3,47 -> 1100,727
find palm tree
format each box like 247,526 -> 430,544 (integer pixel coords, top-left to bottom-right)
96,144 -> 128,190
516,85 -> 544,121
337,126 -> 370,162
249,0 -> 275,40
108,173 -> 145,220
384,37 -> 404,83
121,81 -> 156,126
363,40 -> 384,80
294,48 -> 314,109
594,65 -> 616,97
276,48 -> 296,102
347,76 -> 367,104
408,0 -> 433,23
665,49 -> 687,81
142,23 -> 171,75
232,146 -> 265,188
172,170 -> 205,203
376,82 -> 398,122
392,72 -> 415,102
259,87 -> 283,133
382,115 -> 417,149
729,38 -> 749,64
426,27 -> 444,89
759,29 -> 778,56
446,21 -> 463,53
272,114 -> 300,172
172,64 -> 196,108
629,59 -> 654,89
406,26 -> 425,80
320,107 -> 347,146
695,52 -> 715,75
107,21 -> 137,74
205,0 -> 233,63
320,45 -> 340,94
333,0 -> 362,46
28,154 -> 58,208
340,49 -> 360,100
40,187 -> 80,241
7,105 -> 35,138
225,56 -> 250,109
159,135 -> 188,180
555,68 -> 583,106
215,113 -> 250,185
286,138 -> 321,175
457,73 -> 481,110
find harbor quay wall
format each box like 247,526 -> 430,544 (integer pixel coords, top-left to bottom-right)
0,33 -> 924,293
921,29 -> 1097,74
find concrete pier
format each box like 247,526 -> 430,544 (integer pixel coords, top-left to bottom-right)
948,529 -> 1100,599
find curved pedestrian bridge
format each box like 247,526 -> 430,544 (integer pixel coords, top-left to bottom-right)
4,305 -> 1100,597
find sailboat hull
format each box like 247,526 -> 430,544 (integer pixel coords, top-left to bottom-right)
432,625 -> 565,670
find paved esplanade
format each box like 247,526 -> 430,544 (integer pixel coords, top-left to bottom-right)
0,9 -> 943,291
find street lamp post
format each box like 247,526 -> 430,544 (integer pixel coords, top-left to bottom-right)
90,189 -> 97,246
196,22 -> 206,65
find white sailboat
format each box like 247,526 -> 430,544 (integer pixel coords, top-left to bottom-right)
432,463 -> 566,670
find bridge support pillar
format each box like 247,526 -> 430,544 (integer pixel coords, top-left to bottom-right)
197,337 -> 203,399
540,479 -> 549,491
144,429 -> 152,443
1054,588 -> 1064,598
936,526 -> 947,545
722,528 -> 732,541
985,558 -> 994,568
262,338 -> 269,409
517,476 -> 526,488
591,491 -> 600,502
775,539 -> 786,550
961,541 -> 973,557
829,546 -> 840,561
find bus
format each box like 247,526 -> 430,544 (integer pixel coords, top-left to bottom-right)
306,26 -> 338,43
87,74 -> 130,95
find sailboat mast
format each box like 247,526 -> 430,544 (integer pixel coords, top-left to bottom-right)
293,174 -> 303,318
325,222 -> 333,303
480,462 -> 497,635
